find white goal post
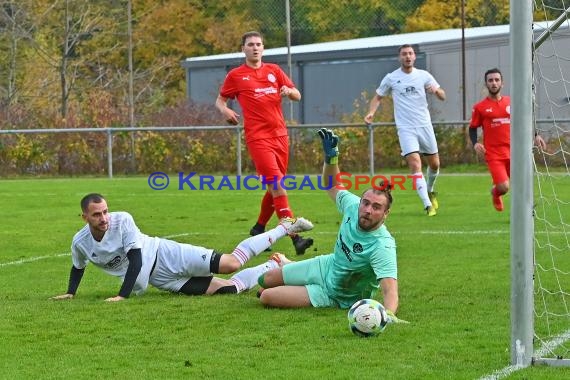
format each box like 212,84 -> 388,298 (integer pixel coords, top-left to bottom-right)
511,0 -> 570,368
510,1 -> 534,367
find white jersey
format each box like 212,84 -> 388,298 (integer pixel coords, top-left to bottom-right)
71,211 -> 160,295
377,67 -> 439,129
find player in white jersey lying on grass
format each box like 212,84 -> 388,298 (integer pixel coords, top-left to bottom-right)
257,129 -> 403,323
50,193 -> 313,302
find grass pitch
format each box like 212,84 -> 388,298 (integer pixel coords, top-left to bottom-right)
0,175 -> 569,379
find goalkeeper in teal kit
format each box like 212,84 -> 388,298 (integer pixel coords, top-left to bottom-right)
258,128 -> 401,319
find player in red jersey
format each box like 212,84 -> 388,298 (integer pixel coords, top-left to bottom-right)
215,31 -> 313,255
469,68 -> 546,211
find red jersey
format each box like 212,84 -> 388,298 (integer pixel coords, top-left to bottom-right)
469,96 -> 511,160
219,63 -> 295,144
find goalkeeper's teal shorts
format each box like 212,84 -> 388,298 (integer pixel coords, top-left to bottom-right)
282,255 -> 339,308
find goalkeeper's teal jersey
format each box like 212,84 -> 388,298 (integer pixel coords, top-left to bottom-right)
325,190 -> 397,308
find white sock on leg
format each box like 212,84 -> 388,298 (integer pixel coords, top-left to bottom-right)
427,167 -> 439,193
231,226 -> 288,265
413,172 -> 432,208
230,259 -> 279,293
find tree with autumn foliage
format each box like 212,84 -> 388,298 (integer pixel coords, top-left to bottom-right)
404,0 -> 509,32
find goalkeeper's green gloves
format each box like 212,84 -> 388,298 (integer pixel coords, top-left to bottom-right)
386,310 -> 410,324
317,128 -> 339,165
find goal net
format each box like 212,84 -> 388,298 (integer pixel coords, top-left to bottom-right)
531,2 -> 570,366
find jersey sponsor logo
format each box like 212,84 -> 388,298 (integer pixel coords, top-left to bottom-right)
491,117 -> 510,127
267,73 -> 276,83
338,233 -> 353,262
253,86 -> 278,99
105,255 -> 123,269
400,86 -> 418,96
242,76 -> 250,81
353,243 -> 363,253
254,86 -> 277,95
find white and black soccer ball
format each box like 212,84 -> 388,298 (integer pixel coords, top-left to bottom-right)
347,299 -> 388,337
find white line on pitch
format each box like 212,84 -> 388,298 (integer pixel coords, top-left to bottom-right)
0,233 -> 189,268
417,230 -> 508,234
479,363 -> 526,380
0,229 -> 558,267
159,233 -> 190,239
0,253 -> 71,267
164,230 -> 511,236
534,329 -> 570,358
478,329 -> 570,380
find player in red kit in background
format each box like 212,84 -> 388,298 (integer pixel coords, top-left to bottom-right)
215,31 -> 313,255
469,68 -> 546,211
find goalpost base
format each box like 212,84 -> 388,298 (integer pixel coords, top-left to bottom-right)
533,358 -> 570,367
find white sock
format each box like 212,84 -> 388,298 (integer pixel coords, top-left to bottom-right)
427,167 -> 439,193
413,172 -> 432,208
230,259 -> 279,293
231,225 -> 287,265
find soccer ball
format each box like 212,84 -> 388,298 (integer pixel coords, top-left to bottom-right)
347,299 -> 388,337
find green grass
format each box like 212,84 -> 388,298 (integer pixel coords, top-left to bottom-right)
1,175 -> 569,379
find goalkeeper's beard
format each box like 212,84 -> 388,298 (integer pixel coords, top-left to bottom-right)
358,215 -> 382,231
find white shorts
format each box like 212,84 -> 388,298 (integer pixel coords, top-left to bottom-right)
397,127 -> 438,156
149,238 -> 214,292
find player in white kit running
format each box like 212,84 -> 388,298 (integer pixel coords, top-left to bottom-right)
50,193 -> 313,302
365,44 -> 446,217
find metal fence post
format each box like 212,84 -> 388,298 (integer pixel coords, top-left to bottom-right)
368,123 -> 374,177
107,128 -> 113,179
236,127 -> 242,176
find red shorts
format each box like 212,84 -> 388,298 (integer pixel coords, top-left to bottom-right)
247,136 -> 289,183
487,158 -> 510,185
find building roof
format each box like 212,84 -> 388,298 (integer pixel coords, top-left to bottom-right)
183,21 -> 568,64
185,24 -> 511,63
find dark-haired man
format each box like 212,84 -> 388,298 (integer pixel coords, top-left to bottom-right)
469,68 -> 546,211
215,30 -> 313,255
51,193 -> 312,302
365,44 -> 446,216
